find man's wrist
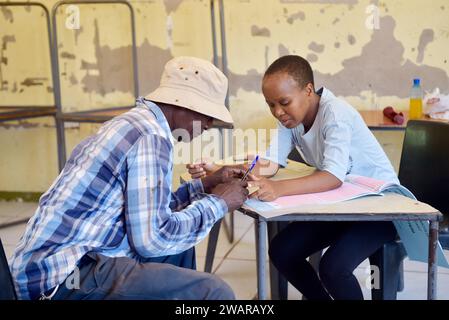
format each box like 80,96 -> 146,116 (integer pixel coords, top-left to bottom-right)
201,175 -> 216,193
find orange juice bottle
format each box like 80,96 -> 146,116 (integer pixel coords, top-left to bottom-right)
409,78 -> 423,120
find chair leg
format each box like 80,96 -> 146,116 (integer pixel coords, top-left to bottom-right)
55,116 -> 67,172
204,218 -> 222,273
222,211 -> 234,243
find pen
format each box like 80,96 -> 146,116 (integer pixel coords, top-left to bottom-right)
241,155 -> 259,181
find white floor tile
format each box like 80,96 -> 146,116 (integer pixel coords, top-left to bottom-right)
227,223 -> 258,261
0,201 -> 37,227
195,220 -> 253,259
3,244 -> 17,262
212,259 -> 260,300
0,201 -> 37,217
196,256 -> 206,273
0,223 -> 27,246
403,257 -> 449,275
232,211 -> 255,231
397,271 -> 449,300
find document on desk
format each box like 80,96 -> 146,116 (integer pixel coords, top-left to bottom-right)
245,174 -> 414,212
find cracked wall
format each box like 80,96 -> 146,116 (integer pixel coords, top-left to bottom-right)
0,0 -> 448,192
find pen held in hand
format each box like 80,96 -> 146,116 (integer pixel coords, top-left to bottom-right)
240,155 -> 259,181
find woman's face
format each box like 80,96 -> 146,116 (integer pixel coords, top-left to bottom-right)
262,72 -> 313,129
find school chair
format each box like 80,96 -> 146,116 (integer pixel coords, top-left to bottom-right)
0,238 -> 17,300
370,119 -> 449,300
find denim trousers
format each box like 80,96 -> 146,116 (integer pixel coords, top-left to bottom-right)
51,247 -> 235,300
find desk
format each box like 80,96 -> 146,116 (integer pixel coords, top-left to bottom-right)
61,106 -> 234,129
358,110 -> 448,131
0,106 -> 57,122
239,166 -> 443,300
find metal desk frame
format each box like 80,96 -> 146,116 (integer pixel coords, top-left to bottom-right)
210,0 -> 235,243
50,0 -> 139,171
241,205 -> 442,300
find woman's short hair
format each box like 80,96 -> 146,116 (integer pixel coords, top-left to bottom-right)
264,55 -> 314,89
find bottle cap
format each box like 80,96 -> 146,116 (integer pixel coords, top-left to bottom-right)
413,78 -> 420,86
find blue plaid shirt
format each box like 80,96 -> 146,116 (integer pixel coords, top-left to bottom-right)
10,98 -> 228,300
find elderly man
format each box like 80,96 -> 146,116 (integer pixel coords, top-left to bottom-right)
10,57 -> 248,300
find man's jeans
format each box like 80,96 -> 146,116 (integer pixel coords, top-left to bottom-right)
51,247 -> 235,300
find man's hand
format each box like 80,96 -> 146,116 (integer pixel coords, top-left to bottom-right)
186,161 -> 220,179
211,180 -> 249,212
248,175 -> 280,202
201,167 -> 246,193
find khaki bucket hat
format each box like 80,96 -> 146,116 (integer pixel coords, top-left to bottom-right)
145,56 -> 233,124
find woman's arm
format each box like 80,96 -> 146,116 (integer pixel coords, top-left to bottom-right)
249,170 -> 342,202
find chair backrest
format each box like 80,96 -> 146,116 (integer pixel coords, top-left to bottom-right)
0,238 -> 17,300
398,120 -> 449,221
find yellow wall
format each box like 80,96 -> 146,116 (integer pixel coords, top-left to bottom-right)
0,0 -> 448,194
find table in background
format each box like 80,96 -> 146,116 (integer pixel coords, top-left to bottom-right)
358,110 -> 448,131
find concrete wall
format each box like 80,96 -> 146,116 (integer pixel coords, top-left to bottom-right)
0,0 -> 448,194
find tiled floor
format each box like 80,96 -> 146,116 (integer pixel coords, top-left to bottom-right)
1,202 -> 448,300
0,201 -> 37,228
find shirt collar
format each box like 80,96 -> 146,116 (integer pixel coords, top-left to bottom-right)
318,86 -> 336,104
136,97 -> 174,145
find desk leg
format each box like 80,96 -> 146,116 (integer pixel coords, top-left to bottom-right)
428,220 -> 439,300
256,218 -> 268,300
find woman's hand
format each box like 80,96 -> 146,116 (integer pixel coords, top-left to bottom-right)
247,175 -> 280,202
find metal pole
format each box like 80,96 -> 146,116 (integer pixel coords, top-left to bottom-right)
211,0 -> 224,161
257,218 -> 268,300
218,0 -> 232,159
428,220 -> 439,300
217,0 -> 235,243
50,0 -> 139,170
50,3 -> 67,171
210,0 -> 219,69
127,1 -> 139,97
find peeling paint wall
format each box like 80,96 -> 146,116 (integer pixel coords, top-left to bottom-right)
0,0 -> 448,193
0,0 -> 214,192
1,5 -> 53,105
223,0 -> 449,132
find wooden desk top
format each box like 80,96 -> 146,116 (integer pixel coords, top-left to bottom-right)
0,106 -> 56,122
242,192 -> 440,221
61,107 -> 234,128
358,110 -> 447,131
60,107 -> 133,123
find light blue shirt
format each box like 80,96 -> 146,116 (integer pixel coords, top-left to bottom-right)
264,87 -> 399,183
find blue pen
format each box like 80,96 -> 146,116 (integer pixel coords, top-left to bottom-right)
241,155 -> 259,181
